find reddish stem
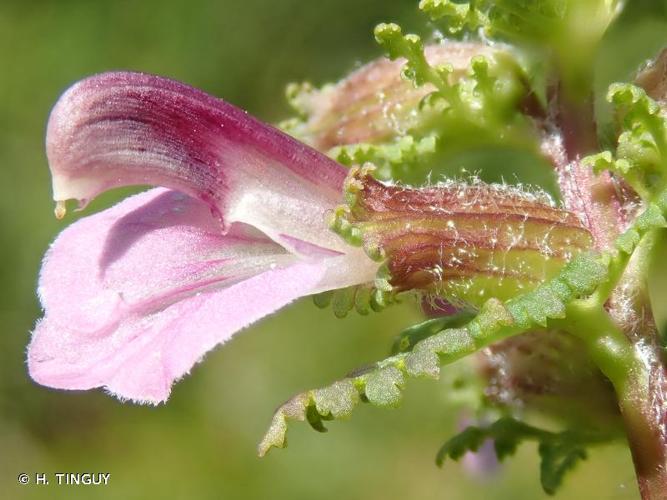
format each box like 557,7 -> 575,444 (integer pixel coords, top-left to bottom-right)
544,85 -> 627,251
546,83 -> 667,499
621,363 -> 667,499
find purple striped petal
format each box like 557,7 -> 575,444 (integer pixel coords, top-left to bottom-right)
34,72 -> 379,402
47,71 -> 350,255
29,188 -> 376,403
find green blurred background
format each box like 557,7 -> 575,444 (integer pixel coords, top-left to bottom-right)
1,1 -> 667,498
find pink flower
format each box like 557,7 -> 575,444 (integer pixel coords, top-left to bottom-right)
29,72 -> 378,404
30,71 -> 591,406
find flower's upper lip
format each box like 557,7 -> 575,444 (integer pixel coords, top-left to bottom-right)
45,71 -> 352,255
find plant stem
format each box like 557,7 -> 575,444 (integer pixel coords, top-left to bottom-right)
544,84 -> 627,251
564,298 -> 667,499
613,236 -> 667,499
619,366 -> 667,499
549,84 -> 667,498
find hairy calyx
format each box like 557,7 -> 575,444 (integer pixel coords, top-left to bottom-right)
332,165 -> 594,307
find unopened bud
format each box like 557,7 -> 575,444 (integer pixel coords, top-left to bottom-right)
292,42 -> 498,150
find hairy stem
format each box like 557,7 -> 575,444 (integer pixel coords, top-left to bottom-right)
564,295 -> 667,499
620,365 -> 667,499
615,234 -> 667,499
548,83 -> 667,497
545,85 -> 626,251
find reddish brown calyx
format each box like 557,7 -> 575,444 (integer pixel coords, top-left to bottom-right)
331,165 -> 594,307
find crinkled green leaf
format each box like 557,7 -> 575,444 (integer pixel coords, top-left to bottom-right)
437,425 -> 487,460
374,22 -> 533,139
331,286 -> 357,319
312,380 -> 359,420
259,253 -> 611,457
261,182 -> 667,477
539,442 -> 588,495
585,84 -> 667,198
364,367 -> 405,407
419,0 -> 488,34
420,1 -> 622,48
258,394 -> 309,457
374,23 -> 450,91
436,417 -> 605,495
283,23 -> 539,184
313,284 -> 397,318
331,135 -> 438,182
259,185 -> 667,478
372,24 -> 542,182
391,309 -> 476,354
421,0 -> 622,99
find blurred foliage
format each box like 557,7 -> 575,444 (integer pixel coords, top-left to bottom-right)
1,0 -> 666,498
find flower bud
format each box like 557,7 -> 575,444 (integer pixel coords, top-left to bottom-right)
332,166 -> 593,306
636,48 -> 667,104
289,42 -> 498,150
477,330 -> 621,430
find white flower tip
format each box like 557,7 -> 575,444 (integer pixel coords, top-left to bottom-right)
54,200 -> 67,219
